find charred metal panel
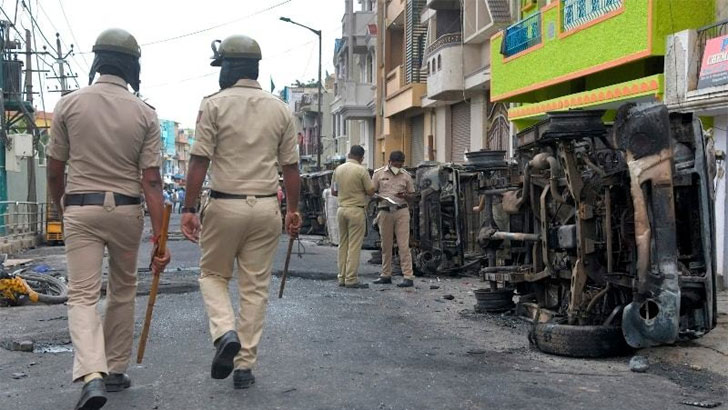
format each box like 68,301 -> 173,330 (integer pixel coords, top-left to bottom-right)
616,104 -> 680,348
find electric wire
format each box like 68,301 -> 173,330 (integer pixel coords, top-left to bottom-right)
56,0 -> 89,70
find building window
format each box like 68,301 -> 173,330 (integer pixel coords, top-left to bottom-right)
427,61 -> 430,75
437,55 -> 441,71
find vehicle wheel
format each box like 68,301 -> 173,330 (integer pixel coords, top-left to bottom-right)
19,273 -> 68,305
529,323 -> 632,358
474,288 -> 515,313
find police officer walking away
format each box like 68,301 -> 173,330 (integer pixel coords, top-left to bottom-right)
332,145 -> 375,288
180,35 -> 302,390
47,29 -> 171,410
372,151 -> 417,287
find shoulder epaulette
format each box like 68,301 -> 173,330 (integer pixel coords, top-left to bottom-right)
204,89 -> 222,99
142,101 -> 156,110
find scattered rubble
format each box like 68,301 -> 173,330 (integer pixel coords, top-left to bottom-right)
1,339 -> 34,352
629,355 -> 650,373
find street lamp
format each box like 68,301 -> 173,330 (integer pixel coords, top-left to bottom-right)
280,16 -> 323,171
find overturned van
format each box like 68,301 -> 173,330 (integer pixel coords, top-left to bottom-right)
472,104 -> 716,356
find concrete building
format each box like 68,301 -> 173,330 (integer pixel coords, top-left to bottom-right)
175,128 -> 191,179
665,0 -> 728,286
490,0 -> 713,130
375,0 -> 428,167
159,119 -> 178,183
420,0 -> 514,165
331,0 -> 377,168
281,78 -> 335,171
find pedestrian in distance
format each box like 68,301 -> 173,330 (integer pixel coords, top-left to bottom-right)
332,145 -> 375,289
372,151 -> 417,288
177,188 -> 186,214
181,34 -> 302,390
47,28 -> 171,410
171,189 -> 179,212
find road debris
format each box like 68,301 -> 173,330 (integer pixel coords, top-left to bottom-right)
430,285 -> 440,290
680,400 -> 722,408
11,372 -> 27,379
1,339 -> 34,352
443,295 -> 455,300
629,355 -> 650,373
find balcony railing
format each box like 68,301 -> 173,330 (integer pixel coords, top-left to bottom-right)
696,18 -> 728,78
425,32 -> 462,57
562,0 -> 622,33
501,12 -> 541,57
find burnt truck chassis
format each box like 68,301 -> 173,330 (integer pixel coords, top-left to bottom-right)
412,104 -> 717,356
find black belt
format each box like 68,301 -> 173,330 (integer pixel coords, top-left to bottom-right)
64,193 -> 141,207
379,204 -> 408,211
210,190 -> 277,199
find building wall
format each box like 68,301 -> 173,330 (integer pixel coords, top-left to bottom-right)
470,94 -> 487,152
434,106 -> 449,163
490,0 -> 714,102
7,158 -> 46,202
718,0 -> 728,19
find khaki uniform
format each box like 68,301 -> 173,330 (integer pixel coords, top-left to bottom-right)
47,74 -> 162,382
372,167 -> 415,279
332,159 -> 374,285
192,79 -> 298,371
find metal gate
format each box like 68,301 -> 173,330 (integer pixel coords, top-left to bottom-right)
410,115 -> 425,166
450,102 -> 470,163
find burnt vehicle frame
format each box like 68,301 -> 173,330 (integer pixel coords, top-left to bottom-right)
470,104 -> 716,354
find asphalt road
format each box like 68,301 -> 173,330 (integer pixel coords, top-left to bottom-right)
1,215 -> 726,409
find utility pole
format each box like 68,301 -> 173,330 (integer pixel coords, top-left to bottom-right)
24,28 -> 36,203
55,33 -> 68,93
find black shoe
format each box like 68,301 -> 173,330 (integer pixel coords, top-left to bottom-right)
233,369 -> 256,389
338,282 -> 345,287
397,279 -> 414,288
345,283 -> 370,289
75,379 -> 107,410
211,330 -> 241,380
372,277 -> 392,284
104,373 -> 131,392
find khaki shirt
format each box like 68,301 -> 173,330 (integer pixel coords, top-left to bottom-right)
372,166 -> 415,206
47,75 -> 162,197
191,79 -> 298,195
332,159 -> 374,208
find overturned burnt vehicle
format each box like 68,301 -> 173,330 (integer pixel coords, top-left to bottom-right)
474,104 -> 717,357
411,152 -> 511,276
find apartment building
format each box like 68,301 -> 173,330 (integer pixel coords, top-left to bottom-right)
331,0 -> 378,167
375,0 -> 428,167
421,0 -> 513,164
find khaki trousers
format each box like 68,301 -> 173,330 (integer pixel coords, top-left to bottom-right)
64,193 -> 144,382
198,197 -> 281,370
378,208 -> 414,279
337,206 -> 366,285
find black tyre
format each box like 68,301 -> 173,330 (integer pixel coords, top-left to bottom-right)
474,288 -> 515,313
529,323 -> 632,358
19,273 -> 68,305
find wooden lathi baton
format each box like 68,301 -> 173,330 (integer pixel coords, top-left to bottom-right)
278,236 -> 295,299
136,203 -> 172,364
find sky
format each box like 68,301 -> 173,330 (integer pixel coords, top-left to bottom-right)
2,0 -> 345,128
